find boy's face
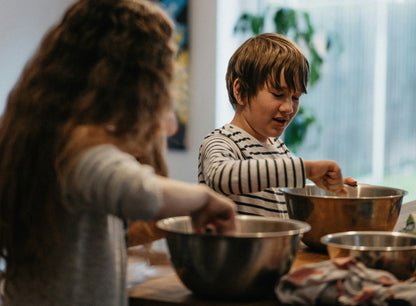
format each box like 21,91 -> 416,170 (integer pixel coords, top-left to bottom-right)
234,76 -> 302,143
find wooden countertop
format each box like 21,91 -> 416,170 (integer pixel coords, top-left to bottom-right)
128,200 -> 416,305
127,244 -> 329,305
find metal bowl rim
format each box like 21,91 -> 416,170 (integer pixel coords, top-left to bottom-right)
280,183 -> 407,200
156,215 -> 311,238
321,231 -> 416,251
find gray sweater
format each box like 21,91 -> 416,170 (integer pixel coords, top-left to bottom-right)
3,145 -> 162,306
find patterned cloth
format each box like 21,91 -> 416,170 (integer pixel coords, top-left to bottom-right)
275,257 -> 416,305
401,213 -> 416,234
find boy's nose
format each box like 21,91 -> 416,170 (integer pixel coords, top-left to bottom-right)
280,98 -> 293,114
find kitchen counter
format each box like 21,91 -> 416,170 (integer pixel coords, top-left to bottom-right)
128,245 -> 328,306
127,200 -> 416,305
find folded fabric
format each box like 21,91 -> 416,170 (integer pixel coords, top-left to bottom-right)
401,213 -> 416,235
275,257 -> 416,305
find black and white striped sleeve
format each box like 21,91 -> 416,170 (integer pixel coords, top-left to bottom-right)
198,135 -> 306,195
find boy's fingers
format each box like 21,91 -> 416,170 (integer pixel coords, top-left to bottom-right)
344,176 -> 358,186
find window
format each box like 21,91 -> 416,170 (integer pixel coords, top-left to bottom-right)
217,0 -> 416,202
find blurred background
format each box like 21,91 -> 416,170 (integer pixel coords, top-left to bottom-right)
1,0 -> 415,202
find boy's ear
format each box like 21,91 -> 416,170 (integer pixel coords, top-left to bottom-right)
233,79 -> 245,106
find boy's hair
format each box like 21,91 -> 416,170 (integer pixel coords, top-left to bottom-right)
226,33 -> 310,109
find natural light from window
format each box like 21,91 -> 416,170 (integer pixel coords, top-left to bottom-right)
216,0 -> 416,203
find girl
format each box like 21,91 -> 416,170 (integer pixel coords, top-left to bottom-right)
0,0 -> 236,305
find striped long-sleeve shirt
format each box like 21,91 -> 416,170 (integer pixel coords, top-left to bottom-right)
198,124 -> 306,218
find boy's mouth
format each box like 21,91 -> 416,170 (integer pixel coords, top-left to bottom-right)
273,118 -> 287,124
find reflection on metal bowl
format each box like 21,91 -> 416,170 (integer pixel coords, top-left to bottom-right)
156,215 -> 310,299
321,231 -> 416,279
280,184 -> 407,251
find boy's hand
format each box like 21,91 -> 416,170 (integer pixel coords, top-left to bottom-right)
304,160 -> 347,194
344,176 -> 357,186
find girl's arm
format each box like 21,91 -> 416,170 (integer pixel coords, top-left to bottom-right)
62,144 -> 236,234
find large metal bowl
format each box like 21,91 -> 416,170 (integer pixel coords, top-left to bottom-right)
156,215 -> 310,299
321,231 -> 416,279
280,184 -> 407,250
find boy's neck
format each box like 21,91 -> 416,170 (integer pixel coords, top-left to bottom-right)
230,117 -> 270,145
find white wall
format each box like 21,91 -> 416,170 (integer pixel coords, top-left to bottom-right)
165,0 -> 218,182
166,0 -> 244,182
0,0 -> 72,112
215,0 -> 241,128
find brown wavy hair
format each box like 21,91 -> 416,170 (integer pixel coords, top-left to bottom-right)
0,0 -> 174,279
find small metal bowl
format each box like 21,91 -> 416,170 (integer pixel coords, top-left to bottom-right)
321,231 -> 416,279
157,215 -> 310,299
280,184 -> 407,250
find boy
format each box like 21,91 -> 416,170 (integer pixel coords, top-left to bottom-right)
198,33 -> 355,218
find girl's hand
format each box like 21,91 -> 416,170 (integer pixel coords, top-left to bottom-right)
191,186 -> 237,235
156,179 -> 237,235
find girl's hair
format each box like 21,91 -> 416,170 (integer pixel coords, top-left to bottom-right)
226,33 -> 310,109
0,0 -> 174,279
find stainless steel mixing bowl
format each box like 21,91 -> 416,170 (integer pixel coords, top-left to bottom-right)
156,215 -> 310,299
321,231 -> 416,279
280,184 -> 407,250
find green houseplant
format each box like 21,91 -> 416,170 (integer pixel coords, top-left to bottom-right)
234,7 -> 338,152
